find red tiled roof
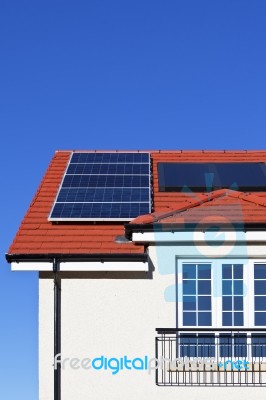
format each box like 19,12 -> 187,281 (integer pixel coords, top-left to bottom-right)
7,150 -> 266,257
150,150 -> 266,211
131,189 -> 266,225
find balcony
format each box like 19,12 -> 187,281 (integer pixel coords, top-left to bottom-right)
155,328 -> 266,386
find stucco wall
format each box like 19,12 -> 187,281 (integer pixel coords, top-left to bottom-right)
39,243 -> 266,400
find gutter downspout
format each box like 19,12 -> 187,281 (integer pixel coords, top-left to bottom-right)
53,259 -> 61,400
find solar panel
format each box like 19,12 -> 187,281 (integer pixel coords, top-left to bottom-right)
158,162 -> 266,192
49,152 -> 151,221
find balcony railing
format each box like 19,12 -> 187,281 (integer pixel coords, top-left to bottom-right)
155,328 -> 266,386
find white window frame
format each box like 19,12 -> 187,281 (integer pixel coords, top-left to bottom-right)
176,258 -> 266,329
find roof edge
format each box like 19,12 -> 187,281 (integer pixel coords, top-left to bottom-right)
125,222 -> 266,239
6,252 -> 147,264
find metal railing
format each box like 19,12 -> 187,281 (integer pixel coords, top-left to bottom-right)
155,328 -> 266,386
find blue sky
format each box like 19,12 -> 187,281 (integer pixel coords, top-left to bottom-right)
0,0 -> 266,398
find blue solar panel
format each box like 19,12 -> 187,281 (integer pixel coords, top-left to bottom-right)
62,175 -> 149,188
71,152 -> 149,163
158,162 -> 266,192
57,188 -> 150,202
67,163 -> 149,175
51,202 -> 149,219
49,152 -> 151,220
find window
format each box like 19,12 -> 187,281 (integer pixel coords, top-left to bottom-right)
254,264 -> 266,326
179,334 -> 215,357
173,259 -> 266,367
219,334 -> 247,358
252,334 -> 266,357
182,263 -> 212,326
222,264 -> 244,326
177,259 -> 266,329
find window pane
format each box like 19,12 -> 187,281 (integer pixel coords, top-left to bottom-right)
183,312 -> 196,326
233,264 -> 243,279
183,280 -> 196,295
183,264 -> 196,279
180,335 -> 197,357
220,335 -> 232,358
220,335 -> 247,358
222,264 -> 244,327
255,296 -> 266,311
197,334 -> 215,344
198,280 -> 211,295
180,334 -> 197,345
198,296 -> 211,310
254,264 -> 266,279
222,281 -> 232,295
198,312 -> 212,326
223,312 -> 232,326
223,297 -> 232,311
233,280 -> 243,295
234,296 -> 243,311
197,335 -> 215,357
234,335 -> 247,357
255,312 -> 266,326
222,264 -> 232,279
255,281 -> 266,295
252,334 -> 266,357
183,296 -> 196,310
198,264 -> 211,279
182,263 -> 212,328
234,312 -> 244,326
180,345 -> 197,358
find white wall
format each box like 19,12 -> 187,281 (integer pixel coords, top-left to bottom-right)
39,242 -> 266,400
39,278 -> 54,400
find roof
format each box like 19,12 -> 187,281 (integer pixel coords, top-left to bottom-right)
7,150 -> 266,260
130,188 -> 266,225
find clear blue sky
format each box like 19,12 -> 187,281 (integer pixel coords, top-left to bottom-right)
0,1 -> 266,398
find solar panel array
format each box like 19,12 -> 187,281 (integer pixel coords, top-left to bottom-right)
158,162 -> 266,192
49,152 -> 151,221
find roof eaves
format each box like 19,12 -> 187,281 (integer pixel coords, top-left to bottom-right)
6,252 -> 147,264
125,222 -> 266,240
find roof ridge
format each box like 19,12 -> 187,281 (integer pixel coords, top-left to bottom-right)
131,189 -> 266,225
54,149 -> 266,154
237,192 -> 266,207
151,189 -> 231,222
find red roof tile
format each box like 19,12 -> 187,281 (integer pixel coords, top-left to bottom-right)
131,189 -> 266,225
7,150 -> 266,257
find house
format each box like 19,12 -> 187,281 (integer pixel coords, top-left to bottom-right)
6,150 -> 266,400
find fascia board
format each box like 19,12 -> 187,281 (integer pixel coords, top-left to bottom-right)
132,231 -> 266,243
11,261 -> 148,272
11,262 -> 53,271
